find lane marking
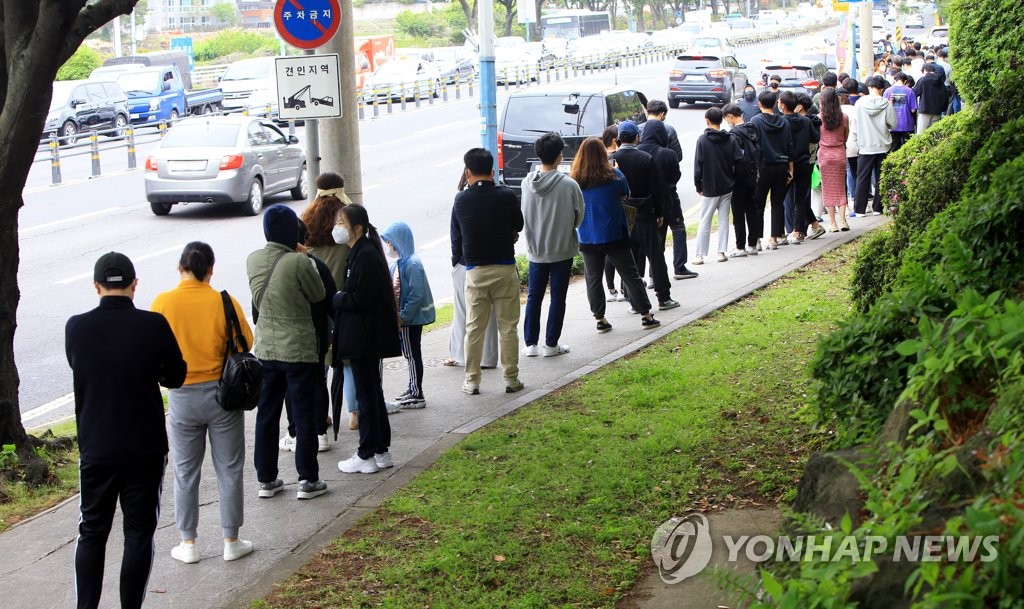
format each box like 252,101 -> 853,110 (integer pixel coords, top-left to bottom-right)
21,392 -> 75,423
364,184 -> 381,191
55,243 -> 185,286
420,235 -> 448,250
21,206 -> 124,234
433,159 -> 461,168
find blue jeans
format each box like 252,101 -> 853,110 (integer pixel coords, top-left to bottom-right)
523,258 -> 572,348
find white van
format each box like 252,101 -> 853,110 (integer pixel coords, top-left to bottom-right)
219,57 -> 278,115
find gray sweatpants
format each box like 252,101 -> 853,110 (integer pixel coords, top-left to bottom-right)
168,381 -> 245,540
449,263 -> 498,367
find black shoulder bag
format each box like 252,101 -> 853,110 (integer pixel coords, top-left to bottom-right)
216,291 -> 263,411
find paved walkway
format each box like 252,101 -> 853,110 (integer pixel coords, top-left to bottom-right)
0,216 -> 884,609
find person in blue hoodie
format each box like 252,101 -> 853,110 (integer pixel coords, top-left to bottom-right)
381,222 -> 436,409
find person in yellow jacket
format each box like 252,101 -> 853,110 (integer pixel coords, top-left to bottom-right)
151,242 -> 255,564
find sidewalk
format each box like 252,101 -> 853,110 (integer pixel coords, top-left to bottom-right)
0,216 -> 884,609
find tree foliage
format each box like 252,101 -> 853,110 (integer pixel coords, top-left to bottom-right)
56,45 -> 103,81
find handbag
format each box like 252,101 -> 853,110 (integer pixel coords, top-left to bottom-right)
215,291 -> 263,412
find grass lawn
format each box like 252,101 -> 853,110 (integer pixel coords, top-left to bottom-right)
256,241 -> 861,608
0,419 -> 79,533
423,303 -> 454,334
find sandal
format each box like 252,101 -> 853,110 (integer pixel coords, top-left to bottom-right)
441,358 -> 461,367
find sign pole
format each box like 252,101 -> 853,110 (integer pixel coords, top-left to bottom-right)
479,0 -> 498,169
304,49 -> 321,206
320,0 -> 363,205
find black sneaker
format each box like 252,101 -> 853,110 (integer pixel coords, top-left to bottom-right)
596,320 -> 613,333
641,317 -> 661,329
659,299 -> 680,311
258,479 -> 284,498
296,479 -> 328,500
673,267 -> 699,280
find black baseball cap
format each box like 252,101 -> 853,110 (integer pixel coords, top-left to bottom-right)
93,252 -> 136,287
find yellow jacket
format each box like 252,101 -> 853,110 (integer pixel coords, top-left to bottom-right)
151,279 -> 254,385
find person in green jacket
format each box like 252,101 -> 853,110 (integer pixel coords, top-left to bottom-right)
246,204 -> 328,501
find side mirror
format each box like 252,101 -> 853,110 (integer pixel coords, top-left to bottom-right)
739,63 -> 747,69
72,98 -> 87,107
162,81 -> 171,92
288,135 -> 299,144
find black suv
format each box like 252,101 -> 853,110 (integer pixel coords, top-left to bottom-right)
43,80 -> 130,145
498,86 -> 648,196
668,54 -> 748,107
758,63 -> 830,97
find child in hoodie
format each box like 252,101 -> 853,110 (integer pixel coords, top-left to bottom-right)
381,222 -> 436,409
693,107 -> 744,263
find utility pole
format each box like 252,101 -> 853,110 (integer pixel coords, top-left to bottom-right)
112,15 -> 122,58
130,10 -> 137,55
479,0 -> 498,167
303,49 -> 320,206
320,0 -> 364,204
859,0 -> 873,82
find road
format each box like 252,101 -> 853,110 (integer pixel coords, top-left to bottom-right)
18,28 -> 839,426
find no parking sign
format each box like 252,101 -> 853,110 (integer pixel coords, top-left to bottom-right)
274,0 -> 341,50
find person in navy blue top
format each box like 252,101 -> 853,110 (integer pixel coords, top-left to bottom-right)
571,137 -> 661,334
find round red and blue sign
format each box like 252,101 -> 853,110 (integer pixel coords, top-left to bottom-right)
274,0 -> 341,50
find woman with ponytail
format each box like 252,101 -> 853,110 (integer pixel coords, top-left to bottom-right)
151,242 -> 255,564
331,204 -> 402,474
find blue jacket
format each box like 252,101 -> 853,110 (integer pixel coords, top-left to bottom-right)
381,221 -> 436,327
577,169 -> 631,247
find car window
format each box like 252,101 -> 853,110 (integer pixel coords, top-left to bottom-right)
606,91 -> 643,125
675,58 -> 723,70
763,68 -> 812,81
101,83 -> 124,100
161,123 -> 240,148
247,122 -> 268,146
85,83 -> 106,102
722,57 -> 739,69
262,124 -> 287,145
71,85 -> 89,104
502,95 -> 602,137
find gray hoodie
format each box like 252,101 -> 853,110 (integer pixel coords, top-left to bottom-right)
854,94 -> 897,155
521,169 -> 585,263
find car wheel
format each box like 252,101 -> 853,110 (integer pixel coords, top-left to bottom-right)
668,98 -> 680,109
150,201 -> 172,216
243,179 -> 264,216
290,165 -> 307,200
112,114 -> 128,138
61,121 -> 78,146
170,108 -> 179,122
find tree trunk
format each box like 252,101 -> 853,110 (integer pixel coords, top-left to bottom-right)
0,0 -> 142,486
459,0 -> 479,32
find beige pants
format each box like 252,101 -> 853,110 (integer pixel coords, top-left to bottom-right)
464,264 -> 521,385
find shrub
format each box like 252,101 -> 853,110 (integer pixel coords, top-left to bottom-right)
946,0 -> 1024,112
57,46 -> 102,81
962,115 -> 1024,197
193,29 -> 279,62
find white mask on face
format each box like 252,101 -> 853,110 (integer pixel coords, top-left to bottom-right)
385,243 -> 399,259
332,226 -> 349,245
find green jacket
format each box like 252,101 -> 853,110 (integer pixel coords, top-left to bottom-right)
246,243 -> 325,363
307,243 -> 350,291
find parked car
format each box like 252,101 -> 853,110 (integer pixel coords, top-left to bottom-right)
497,86 -> 648,196
568,35 -> 622,68
362,59 -> 442,102
729,18 -> 757,32
902,23 -> 929,42
219,57 -> 278,115
688,35 -> 736,57
758,63 -> 829,97
428,46 -> 477,83
926,26 -> 949,48
144,115 -> 306,216
44,80 -> 129,145
668,54 -> 749,107
115,65 -> 223,125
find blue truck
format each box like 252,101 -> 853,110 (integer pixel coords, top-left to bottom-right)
102,64 -> 224,125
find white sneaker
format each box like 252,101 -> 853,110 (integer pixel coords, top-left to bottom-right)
171,541 -> 199,564
745,246 -> 758,256
385,401 -> 401,414
223,539 -> 253,561
542,344 -> 570,357
374,453 -> 394,469
716,252 -> 728,263
728,248 -> 747,258
338,454 -> 379,474
317,434 -> 329,452
462,381 -> 479,395
691,255 -> 704,265
523,344 -> 541,357
786,235 -> 802,245
278,433 -> 295,452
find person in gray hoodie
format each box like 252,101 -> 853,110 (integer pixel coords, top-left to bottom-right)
521,132 -> 585,357
853,76 -> 897,216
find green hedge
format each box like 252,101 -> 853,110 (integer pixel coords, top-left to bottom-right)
946,0 -> 1024,112
193,29 -> 279,62
57,46 -> 102,81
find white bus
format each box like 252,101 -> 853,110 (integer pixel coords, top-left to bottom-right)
540,10 -> 613,42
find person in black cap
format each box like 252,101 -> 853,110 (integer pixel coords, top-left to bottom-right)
66,251 -> 187,609
246,204 -> 327,500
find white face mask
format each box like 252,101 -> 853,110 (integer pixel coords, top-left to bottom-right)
385,244 -> 399,259
332,226 -> 349,245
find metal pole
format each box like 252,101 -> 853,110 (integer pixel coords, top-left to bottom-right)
112,15 -> 123,58
478,0 -> 498,165
89,131 -> 101,178
303,50 -> 320,201
49,135 -> 61,185
126,126 -> 136,169
130,10 -> 136,56
319,0 -> 364,205
859,1 -> 873,82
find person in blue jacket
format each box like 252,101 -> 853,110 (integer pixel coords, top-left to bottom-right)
381,221 -> 436,409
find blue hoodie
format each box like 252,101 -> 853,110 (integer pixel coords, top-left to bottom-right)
381,221 -> 436,327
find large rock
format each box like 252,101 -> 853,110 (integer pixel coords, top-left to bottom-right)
791,447 -> 873,527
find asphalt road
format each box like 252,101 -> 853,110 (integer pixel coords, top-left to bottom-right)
18,28 -> 839,426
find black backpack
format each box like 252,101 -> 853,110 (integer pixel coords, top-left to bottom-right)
215,291 -> 263,411
731,123 -> 761,188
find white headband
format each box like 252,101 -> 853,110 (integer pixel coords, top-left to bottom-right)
316,187 -> 352,204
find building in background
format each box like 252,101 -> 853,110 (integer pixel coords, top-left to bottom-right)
238,1 -> 275,28
149,0 -> 242,32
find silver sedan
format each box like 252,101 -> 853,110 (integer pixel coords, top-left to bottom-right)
144,115 -> 307,216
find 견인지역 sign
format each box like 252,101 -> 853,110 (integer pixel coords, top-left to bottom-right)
274,0 -> 341,50
275,54 -> 343,120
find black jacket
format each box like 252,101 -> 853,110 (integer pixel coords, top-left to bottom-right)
694,128 -> 744,197
307,253 -> 337,363
729,122 -> 761,188
783,112 -> 820,165
332,237 -> 401,362
452,180 -> 524,267
750,111 -> 794,166
638,119 -> 682,189
66,296 -> 186,464
610,144 -> 668,219
914,71 -> 948,115
640,119 -> 683,162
